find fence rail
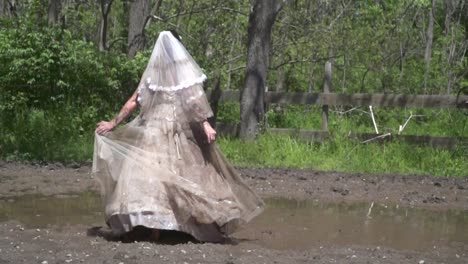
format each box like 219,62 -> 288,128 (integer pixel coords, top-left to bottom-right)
215,124 -> 467,150
212,90 -> 468,108
208,84 -> 468,149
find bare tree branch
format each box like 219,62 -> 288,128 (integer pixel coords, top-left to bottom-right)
163,6 -> 248,21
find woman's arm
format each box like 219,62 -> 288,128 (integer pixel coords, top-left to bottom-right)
95,91 -> 139,135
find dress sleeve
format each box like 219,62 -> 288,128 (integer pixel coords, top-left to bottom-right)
178,84 -> 214,123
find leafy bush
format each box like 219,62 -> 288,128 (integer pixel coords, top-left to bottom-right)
0,25 -> 146,161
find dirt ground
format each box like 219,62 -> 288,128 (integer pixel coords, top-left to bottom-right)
0,161 -> 467,264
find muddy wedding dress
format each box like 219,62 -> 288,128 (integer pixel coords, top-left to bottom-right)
92,31 -> 263,242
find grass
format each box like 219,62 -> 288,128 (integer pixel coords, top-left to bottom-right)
0,105 -> 466,177
217,133 -> 467,177
215,104 -> 467,177
265,105 -> 468,137
217,103 -> 468,137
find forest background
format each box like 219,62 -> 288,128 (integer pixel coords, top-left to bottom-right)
0,0 -> 467,176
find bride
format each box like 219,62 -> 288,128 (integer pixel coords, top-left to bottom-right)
93,30 -> 263,242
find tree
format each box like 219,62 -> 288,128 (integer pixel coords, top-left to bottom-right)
47,0 -> 61,25
98,0 -> 114,51
0,0 -> 7,17
239,0 -> 287,140
424,0 -> 436,93
143,0 -> 163,30
0,0 -> 17,18
127,0 -> 150,58
442,0 -> 467,94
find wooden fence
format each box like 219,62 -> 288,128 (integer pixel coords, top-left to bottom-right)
208,63 -> 468,149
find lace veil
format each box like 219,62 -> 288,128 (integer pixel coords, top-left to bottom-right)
137,31 -> 206,96
135,31 -> 212,123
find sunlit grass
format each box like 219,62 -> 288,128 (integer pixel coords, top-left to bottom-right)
263,105 -> 467,137
218,133 -> 467,177
1,105 -> 466,177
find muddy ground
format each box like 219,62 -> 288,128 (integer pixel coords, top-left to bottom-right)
0,161 -> 467,264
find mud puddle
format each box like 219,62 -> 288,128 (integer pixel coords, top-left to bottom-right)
0,192 -> 103,230
1,193 -> 467,251
237,198 -> 468,251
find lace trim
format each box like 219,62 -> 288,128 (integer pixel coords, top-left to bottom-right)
147,74 -> 207,92
137,74 -> 206,103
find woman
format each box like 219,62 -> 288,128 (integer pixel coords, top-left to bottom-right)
93,30 -> 264,242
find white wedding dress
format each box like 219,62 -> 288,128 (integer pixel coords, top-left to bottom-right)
92,31 -> 264,242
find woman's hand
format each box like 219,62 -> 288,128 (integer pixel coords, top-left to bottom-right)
95,91 -> 138,135
202,121 -> 217,144
95,120 -> 116,135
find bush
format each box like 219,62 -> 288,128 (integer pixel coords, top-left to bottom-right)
0,25 -> 146,161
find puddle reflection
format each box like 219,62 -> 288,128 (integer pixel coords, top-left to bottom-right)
1,193 -> 467,251
0,192 -> 103,229
236,198 -> 468,251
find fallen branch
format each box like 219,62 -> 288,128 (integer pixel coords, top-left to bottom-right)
361,133 -> 392,144
331,107 -> 359,115
398,111 -> 425,135
369,105 -> 379,134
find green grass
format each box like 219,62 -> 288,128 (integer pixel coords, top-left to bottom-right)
1,105 -> 466,177
265,105 -> 468,137
217,103 -> 468,137
218,133 -> 467,177
214,104 -> 467,177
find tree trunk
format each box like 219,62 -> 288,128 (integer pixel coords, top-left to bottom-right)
443,0 -> 461,94
239,0 -> 285,140
307,60 -> 316,93
48,0 -> 61,25
424,0 -> 435,94
127,0 -> 150,58
275,65 -> 286,92
274,15 -> 289,92
99,0 -> 114,51
464,4 -> 468,41
226,8 -> 242,90
1,0 -> 17,18
443,0 -> 455,37
341,54 -> 347,93
226,37 -> 239,91
0,0 -> 6,17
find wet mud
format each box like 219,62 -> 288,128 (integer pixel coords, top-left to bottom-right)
0,161 -> 467,263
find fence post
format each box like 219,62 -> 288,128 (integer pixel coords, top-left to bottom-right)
322,61 -> 332,131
